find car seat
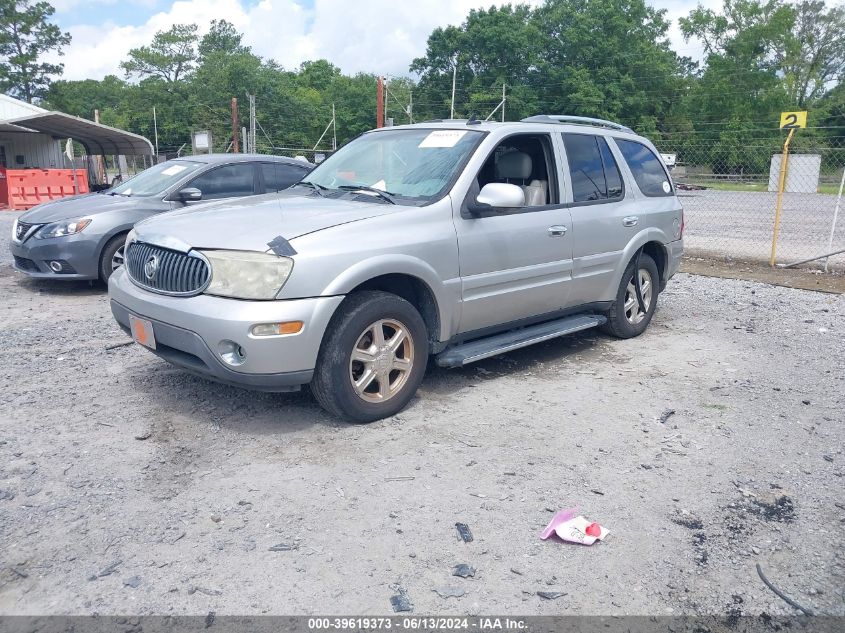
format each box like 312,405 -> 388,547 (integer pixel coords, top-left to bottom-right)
495,151 -> 547,206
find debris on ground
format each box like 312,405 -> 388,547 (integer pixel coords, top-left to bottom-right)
390,588 -> 413,612
122,576 -> 141,588
268,543 -> 298,551
537,591 -> 566,600
455,522 -> 473,543
540,508 -> 609,545
452,564 -> 476,578
659,409 -> 677,424
756,563 -> 815,616
433,586 -> 466,599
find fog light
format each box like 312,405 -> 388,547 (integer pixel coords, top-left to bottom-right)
251,321 -> 303,337
49,261 -> 63,272
217,340 -> 246,366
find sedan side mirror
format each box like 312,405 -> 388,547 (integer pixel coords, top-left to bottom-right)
467,182 -> 525,215
176,187 -> 203,202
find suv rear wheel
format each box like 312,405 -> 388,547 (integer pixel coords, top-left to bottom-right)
311,291 -> 428,423
601,253 -> 659,338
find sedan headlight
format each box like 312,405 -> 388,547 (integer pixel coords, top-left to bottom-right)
36,217 -> 92,239
200,250 -> 294,300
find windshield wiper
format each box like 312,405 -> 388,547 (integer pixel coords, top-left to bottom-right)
293,181 -> 327,197
337,185 -> 396,204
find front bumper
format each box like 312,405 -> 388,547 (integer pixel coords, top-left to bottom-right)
109,267 -> 344,392
9,234 -> 101,280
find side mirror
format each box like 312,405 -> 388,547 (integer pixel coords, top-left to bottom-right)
176,187 -> 202,202
467,183 -> 524,215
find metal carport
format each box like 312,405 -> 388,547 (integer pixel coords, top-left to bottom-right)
4,111 -> 153,156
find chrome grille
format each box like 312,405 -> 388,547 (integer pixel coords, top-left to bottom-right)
126,241 -> 210,296
14,220 -> 38,242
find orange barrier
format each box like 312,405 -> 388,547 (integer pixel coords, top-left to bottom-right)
0,167 -> 89,211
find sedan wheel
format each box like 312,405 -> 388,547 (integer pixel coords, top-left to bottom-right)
111,245 -> 125,273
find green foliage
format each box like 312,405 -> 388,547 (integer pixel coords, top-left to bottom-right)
4,0 -> 840,172
0,0 -> 70,102
120,24 -> 198,83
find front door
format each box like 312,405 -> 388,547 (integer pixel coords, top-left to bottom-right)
454,133 -> 573,334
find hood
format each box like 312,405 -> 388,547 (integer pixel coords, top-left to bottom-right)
19,192 -> 146,223
133,192 -> 404,253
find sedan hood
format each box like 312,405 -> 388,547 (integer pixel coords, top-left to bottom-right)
19,192 -> 146,223
133,192 -> 404,252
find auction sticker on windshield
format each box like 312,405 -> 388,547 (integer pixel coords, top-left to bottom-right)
161,164 -> 188,176
418,130 -> 467,148
129,314 -> 157,350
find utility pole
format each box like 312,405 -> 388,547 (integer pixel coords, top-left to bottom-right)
241,127 -> 248,154
450,60 -> 457,119
376,76 -> 384,128
152,106 -> 159,156
231,97 -> 239,153
408,91 -> 413,124
502,83 -> 506,122
248,94 -> 256,154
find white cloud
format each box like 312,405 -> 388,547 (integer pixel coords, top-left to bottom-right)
50,0 -> 707,81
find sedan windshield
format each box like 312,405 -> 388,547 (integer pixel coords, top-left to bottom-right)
304,128 -> 484,203
110,160 -> 204,197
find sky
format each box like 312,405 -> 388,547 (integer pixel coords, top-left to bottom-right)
44,0 -> 721,81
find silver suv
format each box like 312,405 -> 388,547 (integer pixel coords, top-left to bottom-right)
108,115 -> 684,422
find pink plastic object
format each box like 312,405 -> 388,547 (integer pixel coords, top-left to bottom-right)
540,507 -> 579,540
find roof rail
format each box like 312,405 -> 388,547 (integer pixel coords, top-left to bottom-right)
521,115 -> 634,133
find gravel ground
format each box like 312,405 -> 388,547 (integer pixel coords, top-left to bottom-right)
1,211 -> 844,617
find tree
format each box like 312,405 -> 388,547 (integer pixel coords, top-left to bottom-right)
120,24 -> 198,83
781,1 -> 844,107
0,0 -> 70,102
198,19 -> 246,59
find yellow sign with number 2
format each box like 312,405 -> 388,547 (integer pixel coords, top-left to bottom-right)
779,111 -> 807,129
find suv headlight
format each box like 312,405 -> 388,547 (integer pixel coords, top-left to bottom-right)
200,250 -> 294,300
36,217 -> 92,239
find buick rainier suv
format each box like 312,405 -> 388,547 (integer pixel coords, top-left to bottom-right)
109,115 -> 684,422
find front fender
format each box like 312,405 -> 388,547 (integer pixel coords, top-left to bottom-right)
320,255 -> 459,342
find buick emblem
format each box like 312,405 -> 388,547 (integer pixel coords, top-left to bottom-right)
144,255 -> 159,280
15,224 -> 25,240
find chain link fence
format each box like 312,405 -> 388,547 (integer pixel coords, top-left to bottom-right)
656,136 -> 845,271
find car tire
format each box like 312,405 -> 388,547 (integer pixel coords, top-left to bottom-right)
99,233 -> 127,284
311,291 -> 428,423
601,252 -> 659,339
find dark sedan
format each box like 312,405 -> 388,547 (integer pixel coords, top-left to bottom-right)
9,154 -> 312,283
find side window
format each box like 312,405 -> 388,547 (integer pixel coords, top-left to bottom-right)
261,163 -> 308,192
615,139 -> 673,197
474,133 -> 558,209
188,163 -> 256,199
562,133 -> 623,203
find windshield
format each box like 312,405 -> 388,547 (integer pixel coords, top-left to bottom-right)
305,128 -> 484,203
110,160 -> 204,197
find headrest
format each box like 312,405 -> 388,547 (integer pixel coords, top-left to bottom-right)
496,151 -> 532,180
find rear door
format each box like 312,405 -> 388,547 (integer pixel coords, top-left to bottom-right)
561,132 -> 640,305
455,132 -> 574,334
259,161 -> 311,193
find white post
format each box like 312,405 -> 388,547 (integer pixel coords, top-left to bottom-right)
332,103 -> 337,151
502,83 -> 506,122
450,61 -> 457,119
824,167 -> 845,272
153,106 -> 159,157
408,91 -> 413,124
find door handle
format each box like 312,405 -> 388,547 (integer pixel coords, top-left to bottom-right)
548,225 -> 568,237
623,216 -> 639,227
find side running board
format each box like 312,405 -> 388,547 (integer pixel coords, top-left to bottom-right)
435,314 -> 606,368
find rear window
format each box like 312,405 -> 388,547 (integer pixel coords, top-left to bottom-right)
562,133 -> 623,203
262,162 -> 308,192
615,139 -> 673,197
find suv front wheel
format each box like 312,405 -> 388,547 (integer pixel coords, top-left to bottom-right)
601,252 -> 659,338
311,291 -> 428,423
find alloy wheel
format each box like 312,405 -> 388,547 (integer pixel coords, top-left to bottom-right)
348,319 -> 414,403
